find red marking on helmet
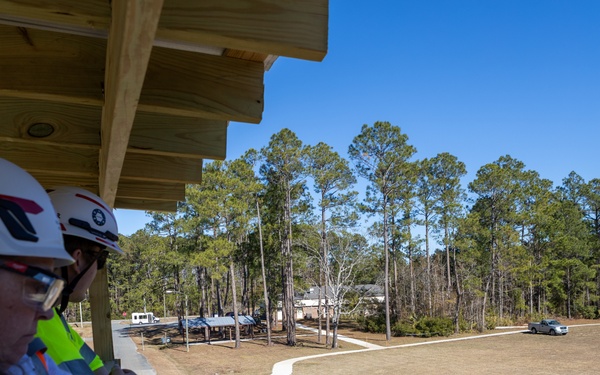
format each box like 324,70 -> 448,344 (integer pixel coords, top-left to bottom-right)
0,194 -> 43,214
95,237 -> 112,247
60,223 -> 67,231
75,193 -> 116,220
5,260 -> 27,273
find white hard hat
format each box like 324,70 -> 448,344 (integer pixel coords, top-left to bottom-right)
47,187 -> 123,254
0,158 -> 74,267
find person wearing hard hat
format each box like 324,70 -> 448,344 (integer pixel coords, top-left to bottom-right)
35,187 -> 135,375
0,158 -> 74,374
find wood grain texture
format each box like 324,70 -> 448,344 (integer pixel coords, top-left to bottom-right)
0,0 -> 328,60
99,0 -> 164,210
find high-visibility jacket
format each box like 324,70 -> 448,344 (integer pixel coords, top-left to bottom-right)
35,309 -> 104,374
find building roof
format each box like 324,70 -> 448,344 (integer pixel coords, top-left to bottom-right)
301,284 -> 384,300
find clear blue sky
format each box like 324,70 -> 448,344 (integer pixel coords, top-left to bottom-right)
116,0 -> 600,235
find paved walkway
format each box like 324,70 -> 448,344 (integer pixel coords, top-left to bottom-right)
112,320 -> 157,375
295,323 -> 383,349
271,323 -> 383,375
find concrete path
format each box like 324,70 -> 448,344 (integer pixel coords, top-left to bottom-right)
112,320 -> 157,375
295,323 -> 383,349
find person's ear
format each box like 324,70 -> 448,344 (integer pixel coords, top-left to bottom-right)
71,248 -> 84,273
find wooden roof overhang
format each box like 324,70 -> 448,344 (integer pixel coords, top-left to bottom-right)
0,0 -> 328,362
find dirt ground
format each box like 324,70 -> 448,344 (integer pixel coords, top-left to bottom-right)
73,318 -> 599,375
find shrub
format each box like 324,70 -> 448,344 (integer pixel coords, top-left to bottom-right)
393,317 -> 453,337
357,314 -> 386,333
575,304 -> 598,319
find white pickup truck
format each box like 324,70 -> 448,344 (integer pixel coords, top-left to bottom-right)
528,319 -> 568,336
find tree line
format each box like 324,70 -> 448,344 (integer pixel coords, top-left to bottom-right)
102,121 -> 600,346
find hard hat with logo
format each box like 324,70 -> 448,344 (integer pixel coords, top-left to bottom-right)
0,158 -> 74,267
47,187 -> 123,254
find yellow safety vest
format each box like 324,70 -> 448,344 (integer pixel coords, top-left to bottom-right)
35,309 -> 104,374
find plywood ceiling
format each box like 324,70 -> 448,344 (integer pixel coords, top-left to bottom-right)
0,0 -> 328,212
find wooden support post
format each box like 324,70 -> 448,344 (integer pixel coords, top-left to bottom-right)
89,268 -> 114,362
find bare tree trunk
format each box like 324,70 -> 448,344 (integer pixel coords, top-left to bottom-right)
256,200 -> 272,345
284,186 -> 296,346
425,216 -> 432,315
230,261 -> 241,348
216,279 -> 223,316
481,279 -> 491,332
393,253 -> 401,319
453,247 -> 462,333
321,199 -> 330,345
383,198 -> 391,341
198,267 -> 207,318
331,306 -> 339,349
409,243 -> 416,316
445,225 -> 452,296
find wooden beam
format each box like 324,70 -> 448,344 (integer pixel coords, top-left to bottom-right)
0,26 -> 105,106
99,0 -> 164,207
0,26 -> 264,123
0,0 -> 329,61
139,47 -> 264,123
94,1 -> 164,365
129,114 -> 227,159
0,140 -> 98,176
114,198 -> 177,212
0,98 -> 228,159
0,140 -> 204,185
159,0 -> 328,61
116,181 -> 185,202
122,154 -> 202,184
0,97 -> 102,146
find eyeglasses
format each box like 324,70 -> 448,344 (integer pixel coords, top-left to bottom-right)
87,249 -> 109,270
0,259 -> 65,311
68,217 -> 118,242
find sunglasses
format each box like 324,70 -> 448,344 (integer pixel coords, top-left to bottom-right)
0,259 -> 65,311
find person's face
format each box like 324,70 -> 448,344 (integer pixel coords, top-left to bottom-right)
68,246 -> 104,302
0,256 -> 55,371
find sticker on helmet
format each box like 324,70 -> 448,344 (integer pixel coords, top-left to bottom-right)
92,209 -> 106,226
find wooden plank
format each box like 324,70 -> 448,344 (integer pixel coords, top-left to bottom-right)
0,26 -> 265,123
96,2 -> 164,363
0,0 -> 110,32
0,98 -> 102,146
139,47 -> 264,123
114,198 -> 177,212
0,26 -> 105,106
159,0 -> 328,61
99,0 -> 164,207
0,0 -> 329,61
0,140 -> 98,176
88,269 -> 114,365
116,181 -> 185,202
0,98 -> 227,158
129,114 -> 227,159
31,173 -> 99,193
121,154 -> 203,184
0,139 -> 204,184
31,173 -> 184,202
